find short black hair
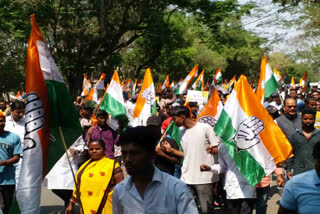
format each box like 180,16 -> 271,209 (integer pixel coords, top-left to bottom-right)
88,139 -> 106,151
171,106 -> 190,118
188,102 -> 198,108
10,100 -> 25,110
305,97 -> 317,105
79,103 -> 93,113
301,107 -> 316,118
313,142 -> 320,161
119,126 -> 158,153
96,109 -> 108,118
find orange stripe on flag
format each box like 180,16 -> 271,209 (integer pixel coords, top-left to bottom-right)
235,75 -> 292,164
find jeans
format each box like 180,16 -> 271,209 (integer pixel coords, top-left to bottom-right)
225,199 -> 255,214
256,186 -> 270,214
189,184 -> 214,214
0,185 -> 15,214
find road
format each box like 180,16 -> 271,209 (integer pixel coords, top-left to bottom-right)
40,175 -> 282,214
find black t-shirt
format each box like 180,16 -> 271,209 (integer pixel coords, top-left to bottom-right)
154,137 -> 179,175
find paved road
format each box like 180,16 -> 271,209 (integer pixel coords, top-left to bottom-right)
40,177 -> 282,214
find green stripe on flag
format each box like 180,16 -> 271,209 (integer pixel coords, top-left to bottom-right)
166,121 -> 181,150
214,110 -> 236,141
99,93 -> 127,120
264,75 -> 278,98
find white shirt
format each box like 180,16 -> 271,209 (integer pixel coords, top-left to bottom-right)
5,116 -> 26,145
210,144 -> 256,199
269,101 -> 282,111
180,122 -> 219,184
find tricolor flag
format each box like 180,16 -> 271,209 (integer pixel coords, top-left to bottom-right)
16,91 -> 22,100
82,74 -> 87,90
290,77 -> 295,89
301,71 -> 310,93
192,69 -> 205,91
299,78 -> 304,87
161,75 -> 170,90
85,73 -> 105,103
166,121 -> 181,150
256,55 -> 278,103
133,68 -> 157,120
197,89 -> 223,128
99,70 -> 127,120
214,75 -> 292,186
273,68 -> 281,82
16,15 -> 82,213
156,83 -> 162,94
213,68 -> 222,84
169,80 -> 174,90
123,78 -> 131,90
227,75 -> 236,90
175,64 -> 198,94
131,78 -> 137,95
81,79 -> 91,96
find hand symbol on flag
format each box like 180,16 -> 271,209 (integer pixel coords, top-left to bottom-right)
141,88 -> 155,104
234,116 -> 264,151
198,116 -> 217,127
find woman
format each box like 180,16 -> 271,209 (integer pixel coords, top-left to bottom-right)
65,139 -> 123,214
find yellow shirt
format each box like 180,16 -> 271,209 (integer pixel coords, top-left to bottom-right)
315,111 -> 320,130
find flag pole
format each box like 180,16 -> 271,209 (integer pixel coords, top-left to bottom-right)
58,127 -> 84,214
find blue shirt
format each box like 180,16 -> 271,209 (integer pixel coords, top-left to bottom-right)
112,166 -> 198,214
280,170 -> 320,214
0,131 -> 22,185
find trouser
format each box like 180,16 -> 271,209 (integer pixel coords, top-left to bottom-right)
225,198 -> 255,214
189,184 -> 214,214
52,189 -> 73,207
256,186 -> 270,214
0,185 -> 15,214
14,158 -> 22,188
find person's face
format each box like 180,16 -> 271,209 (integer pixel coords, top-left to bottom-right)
275,97 -> 282,105
165,106 -> 172,116
172,115 -> 185,127
312,92 -> 320,100
79,109 -> 91,119
97,116 -> 107,127
182,95 -> 187,101
11,108 -> 25,122
284,99 -> 297,116
289,90 -> 297,99
302,114 -> 315,129
88,142 -> 105,160
0,117 -> 5,131
121,144 -> 153,176
307,100 -> 317,111
317,101 -> 320,112
0,102 -> 6,110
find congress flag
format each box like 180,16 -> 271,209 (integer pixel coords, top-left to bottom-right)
192,69 -> 205,91
85,73 -> 105,103
161,75 -> 169,90
17,14 -> 82,213
175,65 -> 198,94
214,75 -> 292,186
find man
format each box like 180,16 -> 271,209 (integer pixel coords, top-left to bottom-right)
86,110 -> 118,159
113,126 -> 198,214
0,101 -> 9,117
269,94 -> 282,112
315,99 -> 320,129
0,112 -> 22,214
278,142 -> 320,214
305,97 -> 317,111
4,100 -> 25,186
286,108 -> 320,178
275,97 -> 301,139
311,90 -> 320,100
162,106 -> 219,214
288,88 -> 297,99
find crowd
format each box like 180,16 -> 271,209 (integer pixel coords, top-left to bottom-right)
0,81 -> 320,214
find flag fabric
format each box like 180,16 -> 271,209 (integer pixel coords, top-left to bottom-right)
213,68 -> 222,84
273,68 -> 281,82
161,75 -> 169,90
214,75 -> 292,186
175,65 -> 198,94
227,75 -> 236,90
192,69 -> 205,91
290,77 -> 295,89
123,78 -> 131,90
99,70 -> 127,120
82,74 -> 87,90
16,14 -> 82,213
256,55 -> 278,103
166,121 -> 181,150
156,83 -> 162,94
301,71 -> 310,93
131,78 -> 137,95
16,91 -> 22,100
85,73 -> 105,102
81,79 -> 91,96
299,78 -> 304,87
169,80 -> 174,90
133,68 -> 156,122
197,89 -> 223,128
